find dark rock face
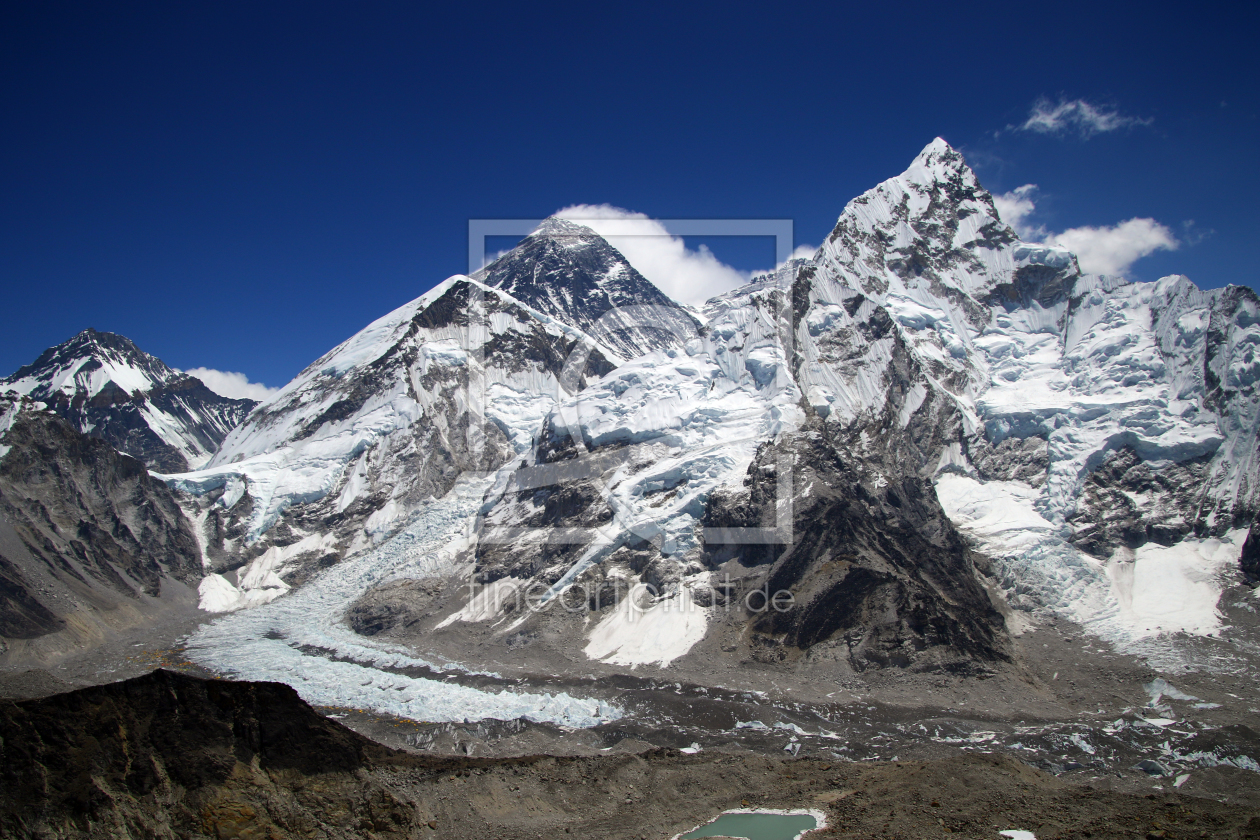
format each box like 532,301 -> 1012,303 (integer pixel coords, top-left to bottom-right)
987,259 -> 1078,312
0,402 -> 202,647
44,374 -> 255,474
345,578 -> 444,636
706,422 -> 1010,672
1,329 -> 257,472
731,261 -> 1008,670
0,551 -> 63,640
0,669 -> 416,839
475,218 -> 700,360
1241,520 -> 1260,584
971,435 -> 1049,486
1067,447 -> 1215,559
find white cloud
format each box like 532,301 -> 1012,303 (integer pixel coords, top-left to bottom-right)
479,248 -> 514,269
991,184 -> 1178,276
992,184 -> 1041,238
1012,97 -> 1151,139
553,205 -> 745,306
552,205 -> 812,308
1046,218 -> 1179,276
184,368 -> 280,401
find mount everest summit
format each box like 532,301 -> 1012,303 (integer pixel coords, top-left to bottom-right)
2,139 -> 1258,700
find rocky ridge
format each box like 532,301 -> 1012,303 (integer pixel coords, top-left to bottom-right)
0,397 -> 202,660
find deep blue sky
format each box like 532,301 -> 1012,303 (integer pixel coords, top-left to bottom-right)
3,1 -> 1256,389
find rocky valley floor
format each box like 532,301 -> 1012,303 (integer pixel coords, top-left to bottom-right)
2,575 -> 1259,839
3,668 -> 1260,840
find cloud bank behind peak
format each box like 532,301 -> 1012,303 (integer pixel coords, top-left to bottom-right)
553,204 -> 813,308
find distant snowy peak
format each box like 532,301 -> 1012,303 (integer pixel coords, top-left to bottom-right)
4,328 -> 177,400
474,217 -> 700,361
801,139 -> 1260,519
1,328 -> 257,472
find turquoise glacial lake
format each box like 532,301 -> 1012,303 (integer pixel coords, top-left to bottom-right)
679,811 -> 818,839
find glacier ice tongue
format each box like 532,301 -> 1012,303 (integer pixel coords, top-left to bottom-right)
184,476 -> 619,727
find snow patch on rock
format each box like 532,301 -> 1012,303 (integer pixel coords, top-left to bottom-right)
584,583 -> 709,667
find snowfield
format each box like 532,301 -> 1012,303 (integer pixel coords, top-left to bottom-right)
584,582 -> 711,667
936,473 -> 1244,647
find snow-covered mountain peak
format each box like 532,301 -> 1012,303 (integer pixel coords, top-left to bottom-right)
3,327 -> 177,401
792,140 -> 1024,434
473,216 -> 699,361
137,139 -> 1260,684
2,329 -> 257,472
903,137 -> 971,184
816,139 -> 1017,305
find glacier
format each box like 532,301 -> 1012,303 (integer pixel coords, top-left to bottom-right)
184,475 -> 619,727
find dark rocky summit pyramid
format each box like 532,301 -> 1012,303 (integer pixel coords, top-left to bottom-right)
474,217 -> 700,360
